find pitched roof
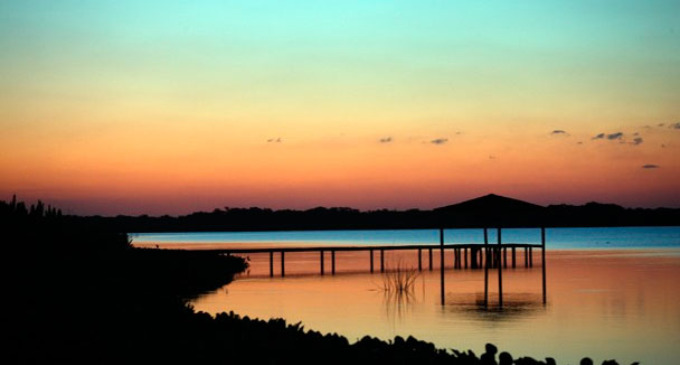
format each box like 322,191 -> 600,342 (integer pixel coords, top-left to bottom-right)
436,193 -> 544,212
434,194 -> 545,227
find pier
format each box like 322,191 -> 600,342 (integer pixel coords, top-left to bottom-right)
196,227 -> 548,306
198,228 -> 546,276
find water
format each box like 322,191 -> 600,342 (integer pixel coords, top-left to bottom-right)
132,227 -> 680,365
132,226 -> 680,250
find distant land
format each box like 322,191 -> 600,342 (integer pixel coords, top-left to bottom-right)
44,194 -> 679,232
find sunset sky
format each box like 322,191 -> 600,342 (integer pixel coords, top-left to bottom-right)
1,1 -> 679,215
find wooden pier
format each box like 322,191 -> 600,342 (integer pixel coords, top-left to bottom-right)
197,227 -> 547,277
193,227 -> 548,306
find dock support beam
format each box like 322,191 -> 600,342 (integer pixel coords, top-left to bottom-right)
464,247 -> 468,268
369,249 -> 374,273
418,248 -> 422,271
281,251 -> 285,277
525,247 -> 529,267
440,228 -> 445,305
380,249 -> 385,273
320,250 -> 325,275
269,251 -> 274,277
428,248 -> 433,271
484,228 -> 490,268
542,227 -> 547,304
498,228 -> 503,307
331,250 -> 336,275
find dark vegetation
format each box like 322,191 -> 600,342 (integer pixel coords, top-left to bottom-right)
2,196 -> 640,364
67,194 -> 679,233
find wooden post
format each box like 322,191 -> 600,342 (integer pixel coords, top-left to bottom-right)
542,227 -> 547,304
497,227 -> 503,307
503,247 -> 508,268
281,251 -> 285,277
320,250 -> 325,275
464,247 -> 468,268
370,249 -> 374,273
418,248 -> 422,271
484,228 -> 489,268
380,249 -> 385,273
484,249 -> 489,308
529,247 -> 534,267
428,248 -> 433,271
331,250 -> 336,275
525,247 -> 529,267
440,228 -> 445,305
512,247 -> 516,268
269,251 -> 274,277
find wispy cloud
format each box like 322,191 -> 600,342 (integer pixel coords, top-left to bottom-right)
430,138 -> 448,145
379,137 -> 393,143
631,137 -> 643,146
267,138 -> 282,143
642,164 -> 659,169
550,130 -> 568,136
671,122 -> 680,130
606,132 -> 624,140
592,132 -> 625,141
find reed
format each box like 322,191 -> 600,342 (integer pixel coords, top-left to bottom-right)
380,261 -> 419,294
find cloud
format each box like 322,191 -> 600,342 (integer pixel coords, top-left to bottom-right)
379,137 -> 392,143
631,137 -> 643,145
671,122 -> 680,130
267,138 -> 282,143
642,164 -> 659,169
430,138 -> 448,145
592,133 -> 605,140
606,132 -> 624,140
550,130 -> 568,135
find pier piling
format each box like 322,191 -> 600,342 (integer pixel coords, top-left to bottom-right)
281,251 -> 285,277
331,250 -> 336,275
320,250 -> 325,275
269,251 -> 274,277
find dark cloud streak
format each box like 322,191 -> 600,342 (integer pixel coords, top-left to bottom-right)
606,132 -> 624,140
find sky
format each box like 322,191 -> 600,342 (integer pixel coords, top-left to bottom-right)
1,0 -> 679,215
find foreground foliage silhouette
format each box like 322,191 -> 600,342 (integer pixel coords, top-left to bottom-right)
2,197 -> 637,364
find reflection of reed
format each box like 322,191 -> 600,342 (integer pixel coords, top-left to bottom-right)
378,261 -> 420,319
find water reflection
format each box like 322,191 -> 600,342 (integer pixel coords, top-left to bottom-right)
191,250 -> 680,365
444,292 -> 546,322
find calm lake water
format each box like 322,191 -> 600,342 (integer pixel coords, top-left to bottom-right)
132,227 -> 680,365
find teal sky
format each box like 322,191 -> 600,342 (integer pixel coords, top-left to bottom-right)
1,1 -> 679,214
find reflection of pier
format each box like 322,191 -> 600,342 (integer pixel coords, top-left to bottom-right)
198,227 -> 548,306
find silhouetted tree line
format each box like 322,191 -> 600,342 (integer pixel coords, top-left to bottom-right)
1,196 -> 641,364
57,203 -> 680,234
